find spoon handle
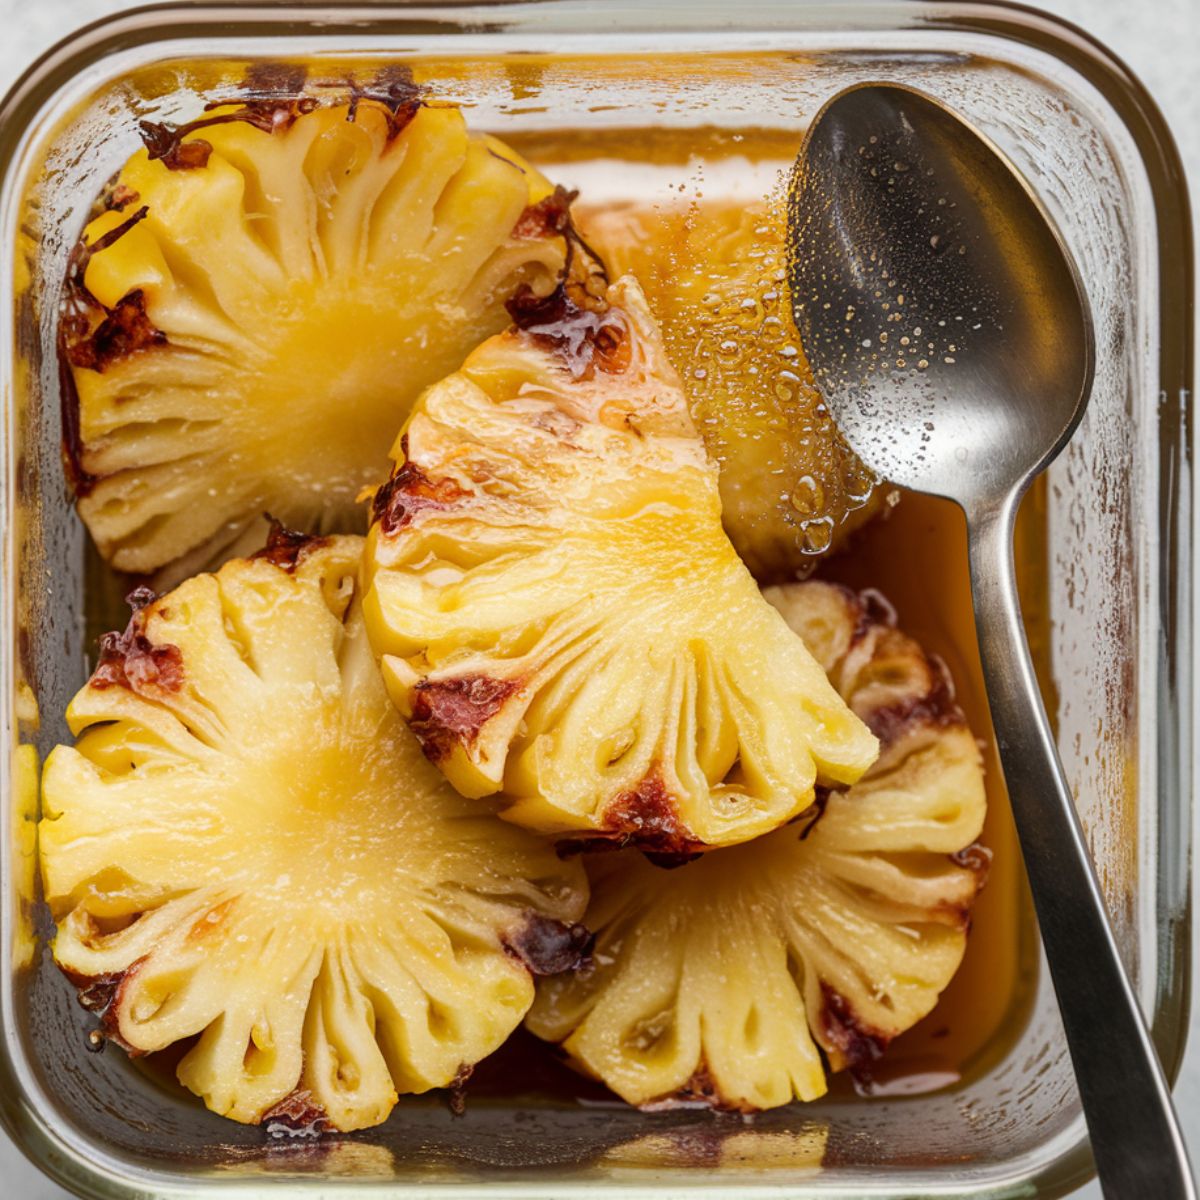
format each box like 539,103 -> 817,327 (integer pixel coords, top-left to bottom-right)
967,496 -> 1195,1200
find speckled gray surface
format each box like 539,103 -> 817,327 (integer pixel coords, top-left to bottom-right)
0,1 -> 1195,1197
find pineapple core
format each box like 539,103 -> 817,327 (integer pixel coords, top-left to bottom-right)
62,97 -> 568,577
40,535 -> 587,1132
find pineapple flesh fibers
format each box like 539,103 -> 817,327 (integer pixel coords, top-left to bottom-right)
526,580 -> 988,1111
362,274 -> 878,853
61,91 -> 568,577
580,202 -> 883,581
39,534 -> 588,1132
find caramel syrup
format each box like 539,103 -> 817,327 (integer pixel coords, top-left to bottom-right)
819,487 -> 1043,1098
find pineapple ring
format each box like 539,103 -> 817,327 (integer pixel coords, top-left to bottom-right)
580,201 -> 884,581
62,89 -> 568,578
362,275 -> 878,853
525,580 -> 988,1111
39,534 -> 588,1132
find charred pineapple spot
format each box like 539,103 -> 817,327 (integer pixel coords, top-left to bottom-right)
103,183 -> 140,213
640,1062 -> 756,1114
599,773 -> 702,859
67,969 -> 124,1018
507,281 -> 631,380
937,842 -> 993,930
252,517 -> 331,573
139,122 -> 214,170
506,185 -> 628,379
59,204 -> 159,492
950,841 -> 993,877
408,675 -> 518,763
934,903 -> 973,933
62,202 -> 150,316
65,288 -> 166,373
136,68 -> 422,179
865,687 -> 960,746
145,65 -> 422,163
91,586 -> 184,695
818,983 -> 890,1084
860,646 -> 962,747
446,1062 -> 474,1116
512,185 -> 577,241
138,94 -> 320,172
372,445 -> 469,536
63,958 -> 145,1055
345,65 -> 426,141
262,1087 -> 331,1137
501,911 -> 592,976
852,586 -> 898,642
126,585 -> 158,613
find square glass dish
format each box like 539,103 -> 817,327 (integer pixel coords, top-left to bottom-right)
0,2 -> 1191,1197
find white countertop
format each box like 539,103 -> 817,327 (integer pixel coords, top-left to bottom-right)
1,1 -> 1196,1196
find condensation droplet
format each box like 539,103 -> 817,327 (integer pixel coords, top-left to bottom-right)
790,474 -> 825,516
799,516 -> 835,554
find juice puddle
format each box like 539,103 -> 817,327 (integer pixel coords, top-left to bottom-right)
122,123 -> 1043,1110
818,487 -> 1043,1099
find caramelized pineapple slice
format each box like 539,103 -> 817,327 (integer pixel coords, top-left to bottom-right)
39,535 -> 587,1132
62,90 -> 568,577
580,202 -> 883,580
362,275 -> 877,853
526,580 -> 987,1110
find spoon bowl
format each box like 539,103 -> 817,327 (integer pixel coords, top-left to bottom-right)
788,83 -> 1193,1200
789,83 -> 1092,507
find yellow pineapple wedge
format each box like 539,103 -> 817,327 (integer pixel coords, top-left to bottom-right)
362,273 -> 877,853
579,201 -> 884,581
39,533 -> 588,1132
526,580 -> 987,1111
61,80 -> 569,578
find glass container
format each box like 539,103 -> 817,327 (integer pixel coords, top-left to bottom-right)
0,2 -> 1191,1197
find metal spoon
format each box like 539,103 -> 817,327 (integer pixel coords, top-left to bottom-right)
787,83 -> 1194,1199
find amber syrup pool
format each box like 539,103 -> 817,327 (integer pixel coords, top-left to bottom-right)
106,122 -> 1042,1111
820,486 -> 1043,1098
